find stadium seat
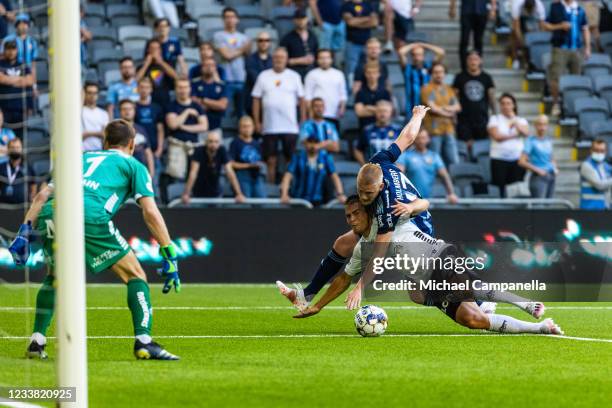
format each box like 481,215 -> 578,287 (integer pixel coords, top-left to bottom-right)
36,61 -> 49,88
121,39 -> 148,52
448,162 -> 485,188
456,140 -> 469,162
340,110 -> 359,133
559,75 -> 593,117
167,183 -> 185,202
405,31 -> 429,44
470,139 -> 490,161
104,69 -> 121,88
183,47 -> 200,66
525,32 -> 552,74
191,4 -> 224,19
118,25 -> 153,43
265,182 -> 280,198
600,32 -> 612,56
574,96 -> 609,137
589,120 -> 612,139
476,156 -> 491,184
170,27 -> 190,45
24,130 -> 49,152
430,183 -> 447,198
225,0 -> 257,6
594,75 -> 612,97
106,4 -> 140,19
186,0 -> 220,18
388,64 -> 405,87
582,53 -> 612,83
392,87 -> 406,115
340,175 -> 357,195
92,48 -> 121,65
32,159 -> 51,177
85,3 -> 106,26
90,27 -> 119,45
334,161 -> 361,176
121,48 -> 145,66
38,92 -> 49,111
197,18 -> 225,41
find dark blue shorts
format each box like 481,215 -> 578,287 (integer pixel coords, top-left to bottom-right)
393,12 -> 415,41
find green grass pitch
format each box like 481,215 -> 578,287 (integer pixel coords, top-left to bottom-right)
0,284 -> 611,407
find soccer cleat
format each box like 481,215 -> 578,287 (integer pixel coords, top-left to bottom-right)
479,301 -> 497,314
134,340 -> 179,360
275,280 -> 309,312
524,302 -> 546,319
26,341 -> 48,360
540,318 -> 564,335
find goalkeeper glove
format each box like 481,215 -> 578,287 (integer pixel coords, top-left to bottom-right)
158,244 -> 180,294
9,221 -> 32,266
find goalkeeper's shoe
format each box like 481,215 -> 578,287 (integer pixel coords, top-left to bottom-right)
524,302 -> 546,319
134,340 -> 179,360
540,318 -> 564,336
276,280 -> 309,312
26,341 -> 48,360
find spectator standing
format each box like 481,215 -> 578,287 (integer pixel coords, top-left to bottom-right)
342,0 -> 379,81
352,37 -> 390,95
354,63 -> 392,130
383,0 -> 422,52
135,77 -> 165,164
0,138 -> 35,204
421,62 -> 461,166
518,114 -> 558,198
229,116 -> 267,198
579,0 -> 601,51
154,17 -> 187,76
281,9 -> 319,79
81,82 -> 109,152
449,0 -> 497,71
165,78 -> 208,143
280,135 -> 346,206
398,129 -> 459,202
487,93 -> 529,197
2,13 -> 38,81
304,49 -> 347,129
510,0 -> 546,69
0,40 -> 34,137
191,57 -> 229,131
399,42 -> 445,118
0,109 -> 15,164
0,0 -> 15,40
106,57 -> 139,119
148,0 -> 180,28
354,100 -> 400,164
182,130 -> 245,203
453,51 -> 496,145
251,47 -> 306,183
189,41 -> 226,82
214,7 -> 251,118
119,99 -> 155,178
579,138 -> 612,209
299,98 -> 340,153
137,39 -> 178,108
309,0 -> 345,52
245,32 -> 273,115
543,0 -> 590,117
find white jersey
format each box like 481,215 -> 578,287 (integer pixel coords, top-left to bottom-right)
345,217 -> 446,278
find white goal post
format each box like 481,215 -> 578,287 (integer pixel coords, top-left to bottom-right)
50,0 -> 88,406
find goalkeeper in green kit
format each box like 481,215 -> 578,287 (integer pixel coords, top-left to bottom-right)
9,119 -> 181,361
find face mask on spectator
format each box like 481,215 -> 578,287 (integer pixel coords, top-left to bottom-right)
591,152 -> 605,162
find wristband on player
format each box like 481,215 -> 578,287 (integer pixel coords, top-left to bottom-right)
159,243 -> 178,260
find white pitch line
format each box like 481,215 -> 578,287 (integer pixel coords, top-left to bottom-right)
0,333 -> 611,343
0,398 -> 44,408
1,306 -> 612,311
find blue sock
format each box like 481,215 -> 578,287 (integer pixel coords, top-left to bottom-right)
303,249 -> 347,299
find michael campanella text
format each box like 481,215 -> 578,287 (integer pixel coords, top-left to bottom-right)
372,280 -> 547,292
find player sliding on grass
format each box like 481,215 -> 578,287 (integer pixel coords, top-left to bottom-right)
278,106 -> 561,333
9,119 -> 181,360
301,197 -> 563,334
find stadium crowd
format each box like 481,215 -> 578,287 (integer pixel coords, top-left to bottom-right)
0,0 -> 610,209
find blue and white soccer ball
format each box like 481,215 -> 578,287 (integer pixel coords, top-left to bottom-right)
354,305 -> 388,337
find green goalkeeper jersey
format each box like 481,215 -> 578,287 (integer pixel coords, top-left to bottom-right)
40,149 -> 154,224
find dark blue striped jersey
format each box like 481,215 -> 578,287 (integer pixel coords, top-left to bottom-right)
369,143 -> 434,236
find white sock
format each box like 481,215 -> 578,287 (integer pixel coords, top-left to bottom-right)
474,289 -> 530,311
136,334 -> 152,344
487,314 -> 543,334
31,332 -> 46,346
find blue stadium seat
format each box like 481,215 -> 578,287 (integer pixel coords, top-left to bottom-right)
471,139 -> 490,161
167,183 -> 185,202
405,31 -> 429,44
589,119 -> 612,139
118,25 -> 153,43
575,97 -> 610,138
583,53 -> 612,83
559,75 -> 593,117
456,140 -> 469,162
198,18 -> 225,41
334,161 -> 361,176
600,32 -> 612,56
32,159 -> 51,177
448,162 -> 485,188
340,175 -> 357,195
430,183 -> 447,198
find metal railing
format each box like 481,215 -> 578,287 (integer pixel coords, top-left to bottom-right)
167,197 -> 314,209
323,198 -> 576,210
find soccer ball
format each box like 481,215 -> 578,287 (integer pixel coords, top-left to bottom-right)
354,305 -> 388,337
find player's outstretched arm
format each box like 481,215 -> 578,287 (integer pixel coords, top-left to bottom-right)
294,272 -> 352,318
9,184 -> 54,265
394,105 -> 430,153
140,197 -> 181,293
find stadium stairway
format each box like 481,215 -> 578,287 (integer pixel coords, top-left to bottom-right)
406,1 -> 580,205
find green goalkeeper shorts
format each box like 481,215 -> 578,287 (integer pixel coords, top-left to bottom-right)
37,215 -> 131,274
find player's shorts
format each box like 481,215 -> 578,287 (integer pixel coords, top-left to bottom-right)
393,12 -> 415,41
37,215 -> 131,274
431,300 -> 462,321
